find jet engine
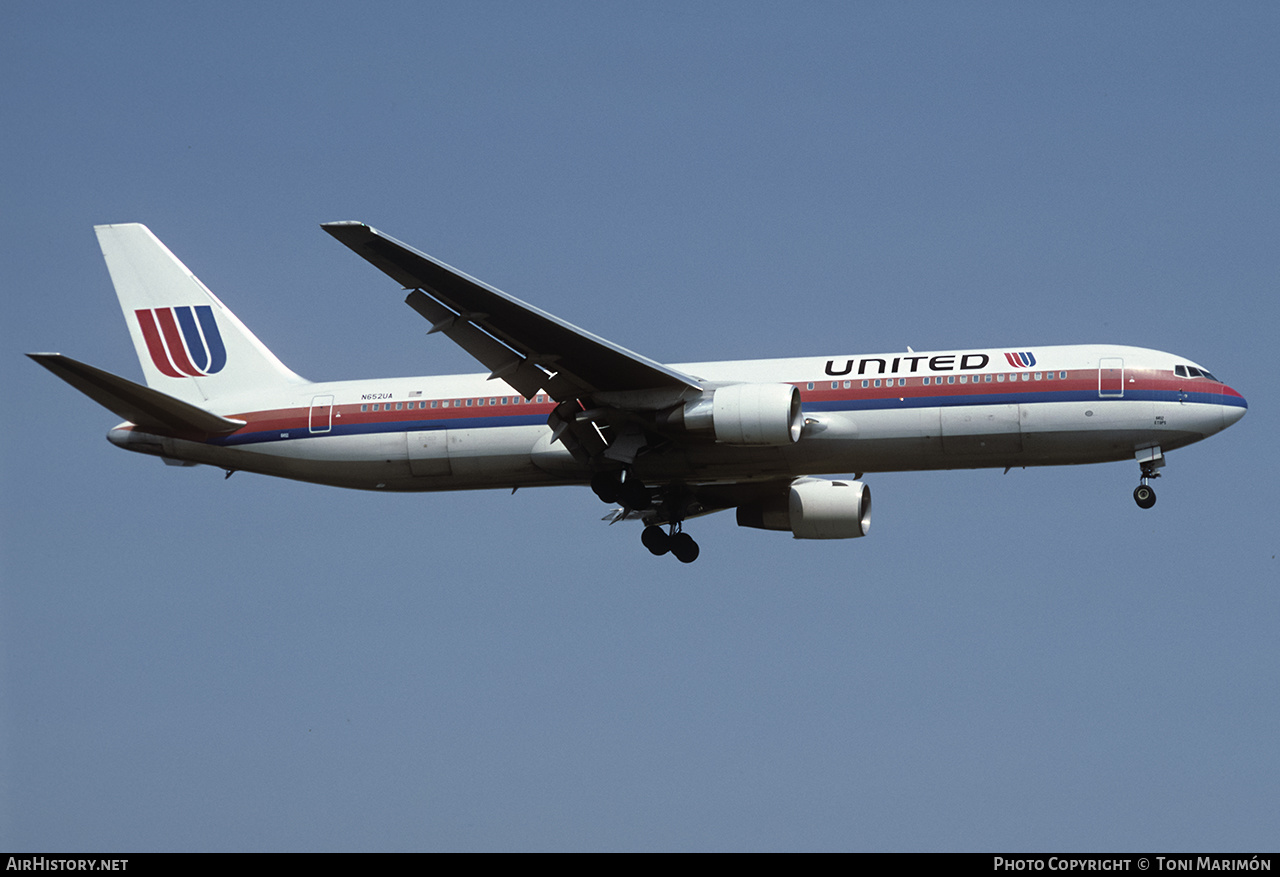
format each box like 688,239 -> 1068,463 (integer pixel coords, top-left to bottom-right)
736,477 -> 871,539
667,383 -> 804,445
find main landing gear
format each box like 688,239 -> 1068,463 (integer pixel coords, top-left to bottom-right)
1133,447 -> 1164,510
591,469 -> 651,510
592,469 -> 701,563
641,523 -> 700,564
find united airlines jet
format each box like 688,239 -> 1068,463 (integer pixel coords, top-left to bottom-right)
29,223 -> 1247,562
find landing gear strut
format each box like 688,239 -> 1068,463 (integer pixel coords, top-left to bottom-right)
642,523 -> 700,563
1133,448 -> 1163,510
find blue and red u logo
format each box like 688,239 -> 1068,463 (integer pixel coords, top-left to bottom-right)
1003,351 -> 1036,368
135,305 -> 227,377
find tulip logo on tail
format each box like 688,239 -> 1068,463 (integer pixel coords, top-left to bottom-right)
135,306 -> 227,377
1004,351 -> 1036,368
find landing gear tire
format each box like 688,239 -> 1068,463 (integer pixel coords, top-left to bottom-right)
618,478 -> 652,510
1134,484 -> 1157,509
641,525 -> 671,556
593,470 -> 652,509
670,532 -> 700,564
591,472 -> 620,504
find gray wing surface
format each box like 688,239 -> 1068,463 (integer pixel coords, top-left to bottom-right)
321,222 -> 701,402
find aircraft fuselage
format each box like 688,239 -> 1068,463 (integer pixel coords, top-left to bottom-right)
107,343 -> 1246,492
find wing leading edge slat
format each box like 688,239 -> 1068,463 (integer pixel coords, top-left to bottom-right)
321,222 -> 702,401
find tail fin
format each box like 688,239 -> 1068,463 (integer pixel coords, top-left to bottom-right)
95,223 -> 306,405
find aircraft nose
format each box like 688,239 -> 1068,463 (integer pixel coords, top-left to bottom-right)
1221,386 -> 1247,429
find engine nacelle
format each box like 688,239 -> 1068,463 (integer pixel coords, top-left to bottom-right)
736,477 -> 871,539
677,383 -> 804,445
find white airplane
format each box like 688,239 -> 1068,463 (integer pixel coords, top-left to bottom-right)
30,223 -> 1247,562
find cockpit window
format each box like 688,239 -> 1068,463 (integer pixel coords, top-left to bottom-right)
1175,364 -> 1220,382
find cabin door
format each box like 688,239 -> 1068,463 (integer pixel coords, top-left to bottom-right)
1098,358 -> 1124,398
308,395 -> 334,434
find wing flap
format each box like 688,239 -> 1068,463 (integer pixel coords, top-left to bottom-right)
27,353 -> 245,437
404,290 -> 547,399
322,222 -> 702,401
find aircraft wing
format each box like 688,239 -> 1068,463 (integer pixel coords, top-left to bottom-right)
321,222 -> 703,402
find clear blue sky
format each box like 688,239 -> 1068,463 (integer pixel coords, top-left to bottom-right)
3,2 -> 1276,851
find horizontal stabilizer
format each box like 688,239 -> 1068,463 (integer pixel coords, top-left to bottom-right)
27,353 -> 245,437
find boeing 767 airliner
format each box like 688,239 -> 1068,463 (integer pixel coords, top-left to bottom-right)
29,223 -> 1247,562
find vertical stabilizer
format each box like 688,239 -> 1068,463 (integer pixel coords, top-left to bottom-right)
95,223 -> 307,405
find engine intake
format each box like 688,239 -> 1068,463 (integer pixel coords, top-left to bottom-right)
736,477 -> 871,539
676,383 -> 804,445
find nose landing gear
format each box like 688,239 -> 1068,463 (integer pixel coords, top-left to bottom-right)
1133,447 -> 1163,509
1133,483 -> 1157,509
